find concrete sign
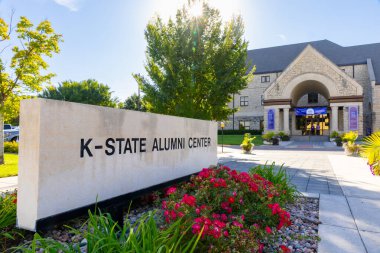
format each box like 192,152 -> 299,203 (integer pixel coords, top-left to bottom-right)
17,99 -> 217,231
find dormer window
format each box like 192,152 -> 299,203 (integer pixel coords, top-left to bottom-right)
261,75 -> 270,83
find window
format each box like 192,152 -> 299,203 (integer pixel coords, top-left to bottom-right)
261,75 -> 270,83
261,95 -> 264,105
308,93 -> 318,103
239,120 -> 250,130
240,96 -> 248,106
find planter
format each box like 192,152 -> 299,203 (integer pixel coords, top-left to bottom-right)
272,138 -> 279,146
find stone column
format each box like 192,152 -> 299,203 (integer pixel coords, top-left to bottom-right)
331,105 -> 338,132
343,107 -> 348,132
283,108 -> 290,134
274,108 -> 280,132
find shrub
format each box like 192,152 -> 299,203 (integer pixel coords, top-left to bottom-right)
0,191 -> 18,251
162,166 -> 293,252
361,131 -> 380,175
218,129 -> 263,135
277,132 -> 290,141
249,163 -> 298,205
262,131 -> 275,142
18,210 -> 201,252
330,131 -> 339,139
4,142 -> 18,154
240,133 -> 255,153
342,131 -> 358,145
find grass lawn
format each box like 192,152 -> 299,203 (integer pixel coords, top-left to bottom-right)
218,135 -> 263,146
0,153 -> 18,178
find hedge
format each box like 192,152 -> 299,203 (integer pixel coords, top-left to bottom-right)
218,129 -> 263,135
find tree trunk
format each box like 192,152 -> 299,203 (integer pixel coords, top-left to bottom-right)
0,113 -> 4,165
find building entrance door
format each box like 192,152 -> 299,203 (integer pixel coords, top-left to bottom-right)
295,107 -> 329,136
300,115 -> 329,136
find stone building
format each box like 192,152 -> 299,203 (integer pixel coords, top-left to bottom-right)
226,40 -> 380,137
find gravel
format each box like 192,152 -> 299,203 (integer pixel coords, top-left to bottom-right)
265,197 -> 320,253
18,197 -> 320,252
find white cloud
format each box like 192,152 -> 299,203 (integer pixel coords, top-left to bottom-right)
277,34 -> 287,42
54,0 -> 80,11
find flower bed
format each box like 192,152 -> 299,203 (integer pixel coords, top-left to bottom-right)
1,165 -> 314,252
162,166 -> 295,252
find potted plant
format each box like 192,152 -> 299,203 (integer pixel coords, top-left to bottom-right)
335,136 -> 343,147
330,131 -> 339,142
240,133 -> 256,154
262,131 -> 275,145
342,131 -> 359,155
360,131 -> 380,175
277,131 -> 290,141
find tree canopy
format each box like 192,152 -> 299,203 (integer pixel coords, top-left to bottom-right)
122,93 -> 146,111
0,15 -> 62,164
134,1 -> 254,121
39,79 -> 119,108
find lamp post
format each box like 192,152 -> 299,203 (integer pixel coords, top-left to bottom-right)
221,122 -> 225,153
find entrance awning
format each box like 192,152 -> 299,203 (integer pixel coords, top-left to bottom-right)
295,107 -> 327,116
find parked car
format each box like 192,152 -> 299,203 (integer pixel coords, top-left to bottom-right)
4,129 -> 19,142
3,124 -> 19,142
4,124 -> 13,130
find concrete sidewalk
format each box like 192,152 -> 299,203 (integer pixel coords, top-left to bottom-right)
317,155 -> 380,253
0,176 -> 18,193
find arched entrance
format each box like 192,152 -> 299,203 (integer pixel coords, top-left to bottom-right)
290,80 -> 331,136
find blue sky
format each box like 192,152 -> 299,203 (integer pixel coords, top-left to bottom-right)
1,0 -> 380,101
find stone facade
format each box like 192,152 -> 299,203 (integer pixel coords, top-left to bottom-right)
225,43 -> 378,136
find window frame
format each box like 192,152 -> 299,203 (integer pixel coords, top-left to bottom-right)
308,92 -> 318,104
261,75 -> 270,83
240,96 -> 249,107
239,120 -> 250,130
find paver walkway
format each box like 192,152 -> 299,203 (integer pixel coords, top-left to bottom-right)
219,143 -> 343,195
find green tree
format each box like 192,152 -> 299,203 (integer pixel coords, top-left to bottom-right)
0,15 -> 62,164
3,94 -> 32,125
123,93 -> 146,111
40,79 -> 119,108
134,1 -> 254,121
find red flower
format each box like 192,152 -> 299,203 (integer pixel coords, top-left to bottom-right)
199,168 -> 211,178
166,186 -> 177,195
161,201 -> 167,209
182,194 -> 196,207
192,223 -> 201,234
223,230 -> 229,237
12,198 -> 17,204
213,220 -> 226,228
265,226 -> 272,234
228,196 -> 235,204
232,221 -> 243,228
280,245 -> 291,253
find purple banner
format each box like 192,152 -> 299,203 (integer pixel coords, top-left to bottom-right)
267,109 -> 275,130
349,106 -> 358,130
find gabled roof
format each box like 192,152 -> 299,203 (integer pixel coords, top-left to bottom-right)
247,40 -> 380,84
